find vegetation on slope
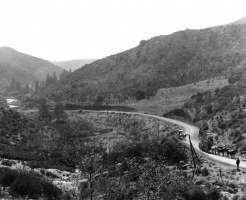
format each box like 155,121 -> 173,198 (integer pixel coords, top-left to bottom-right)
0,47 -> 64,92
42,24 -> 246,102
166,72 -> 246,155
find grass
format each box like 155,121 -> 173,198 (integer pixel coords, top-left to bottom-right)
132,77 -> 228,115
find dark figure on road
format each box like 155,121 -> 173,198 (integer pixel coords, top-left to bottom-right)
236,158 -> 240,171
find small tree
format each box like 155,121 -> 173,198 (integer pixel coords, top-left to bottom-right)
80,150 -> 102,200
38,98 -> 52,121
136,90 -> 145,100
53,103 -> 67,120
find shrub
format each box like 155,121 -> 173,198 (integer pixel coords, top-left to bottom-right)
162,137 -> 188,163
9,173 -> 43,198
226,181 -> 238,189
0,168 -> 62,199
0,168 -> 18,187
239,142 -> 246,153
207,188 -> 221,200
1,159 -> 12,166
189,186 -> 207,200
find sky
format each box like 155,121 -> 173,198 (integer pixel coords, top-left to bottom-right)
0,0 -> 245,61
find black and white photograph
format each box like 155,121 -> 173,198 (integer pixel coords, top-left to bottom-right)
0,0 -> 246,199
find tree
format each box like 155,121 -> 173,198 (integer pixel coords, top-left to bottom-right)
80,149 -> 102,200
38,98 -> 52,121
53,71 -> 58,83
53,103 -> 67,120
136,90 -> 145,100
25,84 -> 30,93
35,81 -> 39,91
94,95 -> 104,106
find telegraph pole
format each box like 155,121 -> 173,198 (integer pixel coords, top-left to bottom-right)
189,135 -> 200,179
157,124 -> 159,140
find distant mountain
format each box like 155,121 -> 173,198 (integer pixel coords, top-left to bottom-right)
42,23 -> 246,101
231,16 -> 246,25
0,47 -> 63,90
52,59 -> 97,72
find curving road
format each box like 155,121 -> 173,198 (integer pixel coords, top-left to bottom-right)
89,110 -> 245,169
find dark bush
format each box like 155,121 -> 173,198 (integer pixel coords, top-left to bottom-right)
0,168 -> 18,187
206,188 -> 221,200
162,137 -> 188,163
188,186 -> 207,200
0,147 -> 34,161
0,168 -> 62,199
9,173 -> 43,198
1,159 -> 12,166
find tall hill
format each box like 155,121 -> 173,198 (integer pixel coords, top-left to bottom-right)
0,47 -> 63,90
52,59 -> 97,72
42,24 -> 246,101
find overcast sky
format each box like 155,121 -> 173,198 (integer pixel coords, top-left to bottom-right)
0,0 -> 245,61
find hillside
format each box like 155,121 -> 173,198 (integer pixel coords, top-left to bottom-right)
231,16 -> 246,25
165,74 -> 246,161
133,77 -> 229,115
41,23 -> 246,102
52,59 -> 97,72
0,47 -> 63,91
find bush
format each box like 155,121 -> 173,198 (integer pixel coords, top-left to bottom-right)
162,137 -> 188,163
239,142 -> 246,153
1,159 -> 13,166
0,168 -> 18,187
207,188 -> 221,200
189,186 -> 207,200
0,147 -> 34,161
0,168 -> 62,199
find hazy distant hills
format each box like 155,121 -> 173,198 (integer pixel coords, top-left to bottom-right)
42,22 -> 246,101
0,47 -> 63,90
231,16 -> 246,25
52,59 -> 97,72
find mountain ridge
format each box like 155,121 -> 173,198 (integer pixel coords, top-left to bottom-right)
231,16 -> 246,25
52,59 -> 97,72
0,47 -> 64,91
41,23 -> 246,102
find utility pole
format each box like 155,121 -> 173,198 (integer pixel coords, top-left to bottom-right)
189,135 -> 200,179
157,124 -> 159,140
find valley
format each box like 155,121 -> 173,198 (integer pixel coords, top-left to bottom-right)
1,12 -> 246,200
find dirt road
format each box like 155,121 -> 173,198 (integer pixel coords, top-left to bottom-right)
138,112 -> 246,169
91,110 -> 243,169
